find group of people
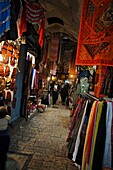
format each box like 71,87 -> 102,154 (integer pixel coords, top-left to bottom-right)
50,82 -> 70,106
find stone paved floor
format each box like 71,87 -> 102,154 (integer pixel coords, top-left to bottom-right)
6,102 -> 79,170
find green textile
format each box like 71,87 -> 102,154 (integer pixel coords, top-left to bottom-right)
89,101 -> 103,170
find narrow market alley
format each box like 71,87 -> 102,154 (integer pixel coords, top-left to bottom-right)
6,102 -> 78,170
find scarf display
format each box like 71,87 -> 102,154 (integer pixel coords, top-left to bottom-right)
75,0 -> 113,66
67,96 -> 113,170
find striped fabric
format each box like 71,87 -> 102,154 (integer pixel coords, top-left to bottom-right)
49,38 -> 59,61
26,2 -> 44,25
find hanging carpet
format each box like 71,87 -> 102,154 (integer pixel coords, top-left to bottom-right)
75,0 -> 113,66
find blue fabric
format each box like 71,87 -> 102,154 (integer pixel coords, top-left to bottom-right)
0,0 -> 10,2
0,2 -> 10,11
0,2 -> 10,37
102,102 -> 112,168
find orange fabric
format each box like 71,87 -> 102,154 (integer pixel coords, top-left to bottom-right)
94,65 -> 107,98
38,19 -> 45,48
75,0 -> 113,66
18,4 -> 27,37
86,101 -> 98,164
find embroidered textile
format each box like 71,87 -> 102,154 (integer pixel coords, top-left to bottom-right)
75,0 -> 113,66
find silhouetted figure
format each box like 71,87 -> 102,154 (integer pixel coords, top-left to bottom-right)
52,86 -> 58,105
60,84 -> 69,105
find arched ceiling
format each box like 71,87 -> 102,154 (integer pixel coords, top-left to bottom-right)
38,0 -> 83,41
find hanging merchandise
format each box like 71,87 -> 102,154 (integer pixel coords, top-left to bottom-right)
0,64 -> 4,76
10,57 -> 15,67
100,66 -> 113,98
75,0 -> 113,66
7,43 -> 13,57
0,2 -> 10,38
11,68 -> 18,79
0,40 -> 20,109
6,77 -> 11,90
10,78 -> 16,91
71,66 -> 96,105
49,38 -> 59,62
69,49 -> 77,76
25,2 -> 44,25
17,2 -> 27,38
4,65 -> 10,77
67,92 -> 113,170
38,18 -> 45,48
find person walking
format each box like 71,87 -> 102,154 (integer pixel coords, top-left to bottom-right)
60,84 -> 69,105
52,85 -> 58,105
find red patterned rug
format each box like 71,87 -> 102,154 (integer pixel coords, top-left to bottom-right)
75,0 -> 113,66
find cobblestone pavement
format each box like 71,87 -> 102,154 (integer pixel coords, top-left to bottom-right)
6,103 -> 79,170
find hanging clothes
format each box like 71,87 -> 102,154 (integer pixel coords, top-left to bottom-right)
0,2 -> 10,38
72,100 -> 89,162
102,102 -> 112,169
74,101 -> 93,166
66,97 -> 85,142
81,100 -> 99,169
67,92 -> 113,170
87,101 -> 103,170
92,102 -> 107,170
67,99 -> 87,160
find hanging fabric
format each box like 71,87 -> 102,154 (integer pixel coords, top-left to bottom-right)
49,38 -> 59,61
38,18 -> 45,48
67,92 -> 113,170
67,98 -> 87,160
75,0 -> 113,66
0,2 -> 10,37
102,102 -> 112,169
72,100 -> 89,162
25,2 -> 44,26
17,2 -> 27,37
66,97 -> 85,142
